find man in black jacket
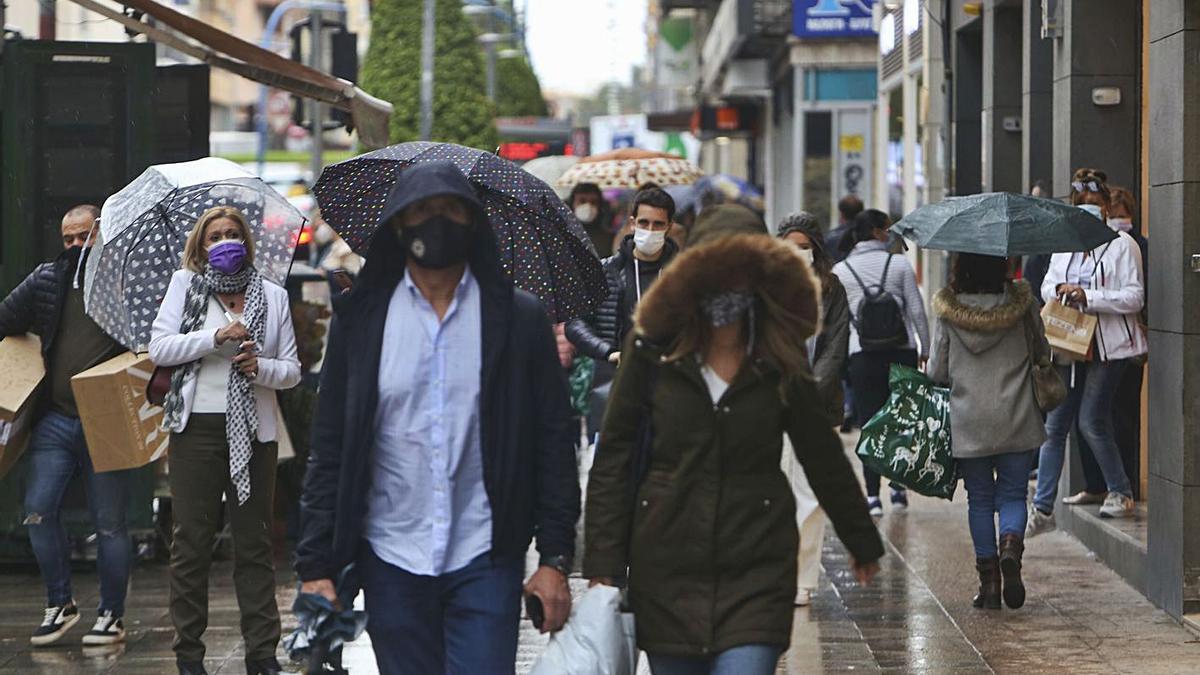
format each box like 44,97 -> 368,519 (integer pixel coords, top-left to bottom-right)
295,162 -> 579,674
0,205 -> 131,647
566,186 -> 678,365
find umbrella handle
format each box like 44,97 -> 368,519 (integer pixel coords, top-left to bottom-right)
72,218 -> 100,290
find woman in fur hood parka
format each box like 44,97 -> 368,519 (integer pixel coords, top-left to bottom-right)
928,253 -> 1051,612
583,231 -> 884,673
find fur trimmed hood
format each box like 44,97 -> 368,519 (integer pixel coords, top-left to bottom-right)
933,280 -> 1033,356
933,280 -> 1033,331
634,233 -> 821,357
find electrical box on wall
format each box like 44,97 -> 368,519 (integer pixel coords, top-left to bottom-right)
1002,116 -> 1022,132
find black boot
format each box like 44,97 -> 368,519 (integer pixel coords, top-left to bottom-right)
999,534 -> 1026,609
972,556 -> 1001,609
245,656 -> 282,675
177,660 -> 209,675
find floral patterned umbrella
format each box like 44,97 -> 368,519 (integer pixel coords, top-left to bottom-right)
85,158 -> 306,352
554,148 -> 705,190
312,142 -> 606,323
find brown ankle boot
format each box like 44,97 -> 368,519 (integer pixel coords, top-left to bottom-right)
999,534 -> 1026,609
973,556 -> 1001,609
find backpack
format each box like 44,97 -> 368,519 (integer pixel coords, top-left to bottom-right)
844,255 -> 909,351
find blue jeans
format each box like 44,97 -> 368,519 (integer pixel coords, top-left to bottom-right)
23,411 -> 132,615
647,644 -> 783,675
1034,361 -> 1133,514
958,451 -> 1036,558
360,545 -> 524,675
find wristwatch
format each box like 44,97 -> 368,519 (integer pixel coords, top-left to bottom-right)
540,554 -> 573,577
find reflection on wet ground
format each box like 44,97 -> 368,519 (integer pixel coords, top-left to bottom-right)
1,437 -> 1198,673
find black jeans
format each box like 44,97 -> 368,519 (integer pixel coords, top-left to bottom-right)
168,414 -> 281,662
848,348 -> 919,497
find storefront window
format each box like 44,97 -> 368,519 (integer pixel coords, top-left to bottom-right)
803,111 -> 832,228
886,87 -> 904,219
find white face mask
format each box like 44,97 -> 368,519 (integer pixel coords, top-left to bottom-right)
633,227 -> 667,256
796,247 -> 814,266
574,203 -> 598,224
1077,204 -> 1104,220
1107,217 -> 1133,232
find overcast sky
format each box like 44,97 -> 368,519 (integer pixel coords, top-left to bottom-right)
523,0 -> 648,95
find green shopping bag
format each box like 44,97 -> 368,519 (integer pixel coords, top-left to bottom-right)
855,364 -> 957,500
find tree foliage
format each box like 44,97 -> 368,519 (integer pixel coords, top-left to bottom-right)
362,0 -> 498,149
495,55 -> 549,118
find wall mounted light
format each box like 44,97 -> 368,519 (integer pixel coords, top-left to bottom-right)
1092,87 -> 1122,106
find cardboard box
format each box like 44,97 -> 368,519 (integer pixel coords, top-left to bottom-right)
0,334 -> 44,479
72,352 -> 168,473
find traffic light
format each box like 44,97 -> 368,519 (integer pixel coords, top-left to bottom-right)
289,19 -> 358,131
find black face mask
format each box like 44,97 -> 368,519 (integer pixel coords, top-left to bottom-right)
398,215 -> 473,270
65,245 -> 89,272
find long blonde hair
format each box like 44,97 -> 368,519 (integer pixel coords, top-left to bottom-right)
182,206 -> 256,273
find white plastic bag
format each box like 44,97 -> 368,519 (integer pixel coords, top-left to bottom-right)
529,585 -> 637,675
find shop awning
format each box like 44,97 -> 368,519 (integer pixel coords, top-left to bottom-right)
65,0 -> 393,150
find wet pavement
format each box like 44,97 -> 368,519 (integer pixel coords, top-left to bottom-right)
1,434 -> 1198,673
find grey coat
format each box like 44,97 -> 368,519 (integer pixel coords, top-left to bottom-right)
928,281 -> 1048,459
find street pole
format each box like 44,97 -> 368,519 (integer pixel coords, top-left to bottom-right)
254,0 -> 346,178
38,0 -> 55,39
419,0 -> 435,140
310,8 -> 325,184
485,40 -> 496,101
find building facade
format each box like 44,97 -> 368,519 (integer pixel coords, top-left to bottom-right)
882,0 -> 1200,623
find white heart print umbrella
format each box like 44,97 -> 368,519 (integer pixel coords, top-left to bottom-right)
85,157 -> 307,351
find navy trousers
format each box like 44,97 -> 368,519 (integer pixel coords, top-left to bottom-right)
360,545 -> 524,675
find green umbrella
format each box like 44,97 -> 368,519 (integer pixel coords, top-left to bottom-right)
892,192 -> 1117,256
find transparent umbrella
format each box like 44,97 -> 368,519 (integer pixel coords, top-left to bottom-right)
85,158 -> 306,352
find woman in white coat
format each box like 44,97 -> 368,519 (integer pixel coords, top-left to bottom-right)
1028,170 -> 1147,535
149,206 -> 301,675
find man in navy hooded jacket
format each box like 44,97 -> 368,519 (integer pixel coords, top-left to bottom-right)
295,162 -> 579,673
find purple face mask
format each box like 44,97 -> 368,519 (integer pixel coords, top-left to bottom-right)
207,240 -> 247,275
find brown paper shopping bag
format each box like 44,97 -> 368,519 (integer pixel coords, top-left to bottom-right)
72,353 -> 168,473
1040,299 -> 1097,361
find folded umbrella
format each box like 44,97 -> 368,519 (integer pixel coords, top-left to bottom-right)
892,192 -> 1117,256
284,564 -> 367,675
313,142 -> 606,322
85,157 -> 306,351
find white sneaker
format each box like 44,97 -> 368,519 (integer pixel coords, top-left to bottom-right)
30,603 -> 80,646
1025,504 -> 1056,538
1099,493 -> 1135,519
867,497 -> 883,518
81,611 -> 125,645
794,588 -> 812,607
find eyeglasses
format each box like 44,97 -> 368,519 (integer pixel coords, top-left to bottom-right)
1071,180 -> 1102,193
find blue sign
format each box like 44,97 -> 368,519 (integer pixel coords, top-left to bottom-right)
793,0 -> 877,39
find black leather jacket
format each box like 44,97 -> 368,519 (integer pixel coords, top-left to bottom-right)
0,252 -> 73,361
566,236 -> 679,360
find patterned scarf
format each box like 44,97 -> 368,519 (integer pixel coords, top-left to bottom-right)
161,264 -> 267,505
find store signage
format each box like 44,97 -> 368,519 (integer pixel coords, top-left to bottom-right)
689,104 -> 759,136
497,141 -> 571,162
793,0 -> 877,39
833,109 -> 872,213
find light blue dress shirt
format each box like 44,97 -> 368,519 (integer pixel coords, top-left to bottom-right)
365,266 -> 493,576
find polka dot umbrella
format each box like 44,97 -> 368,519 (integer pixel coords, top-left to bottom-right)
312,142 -> 606,323
84,157 -> 307,352
554,148 -> 705,190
